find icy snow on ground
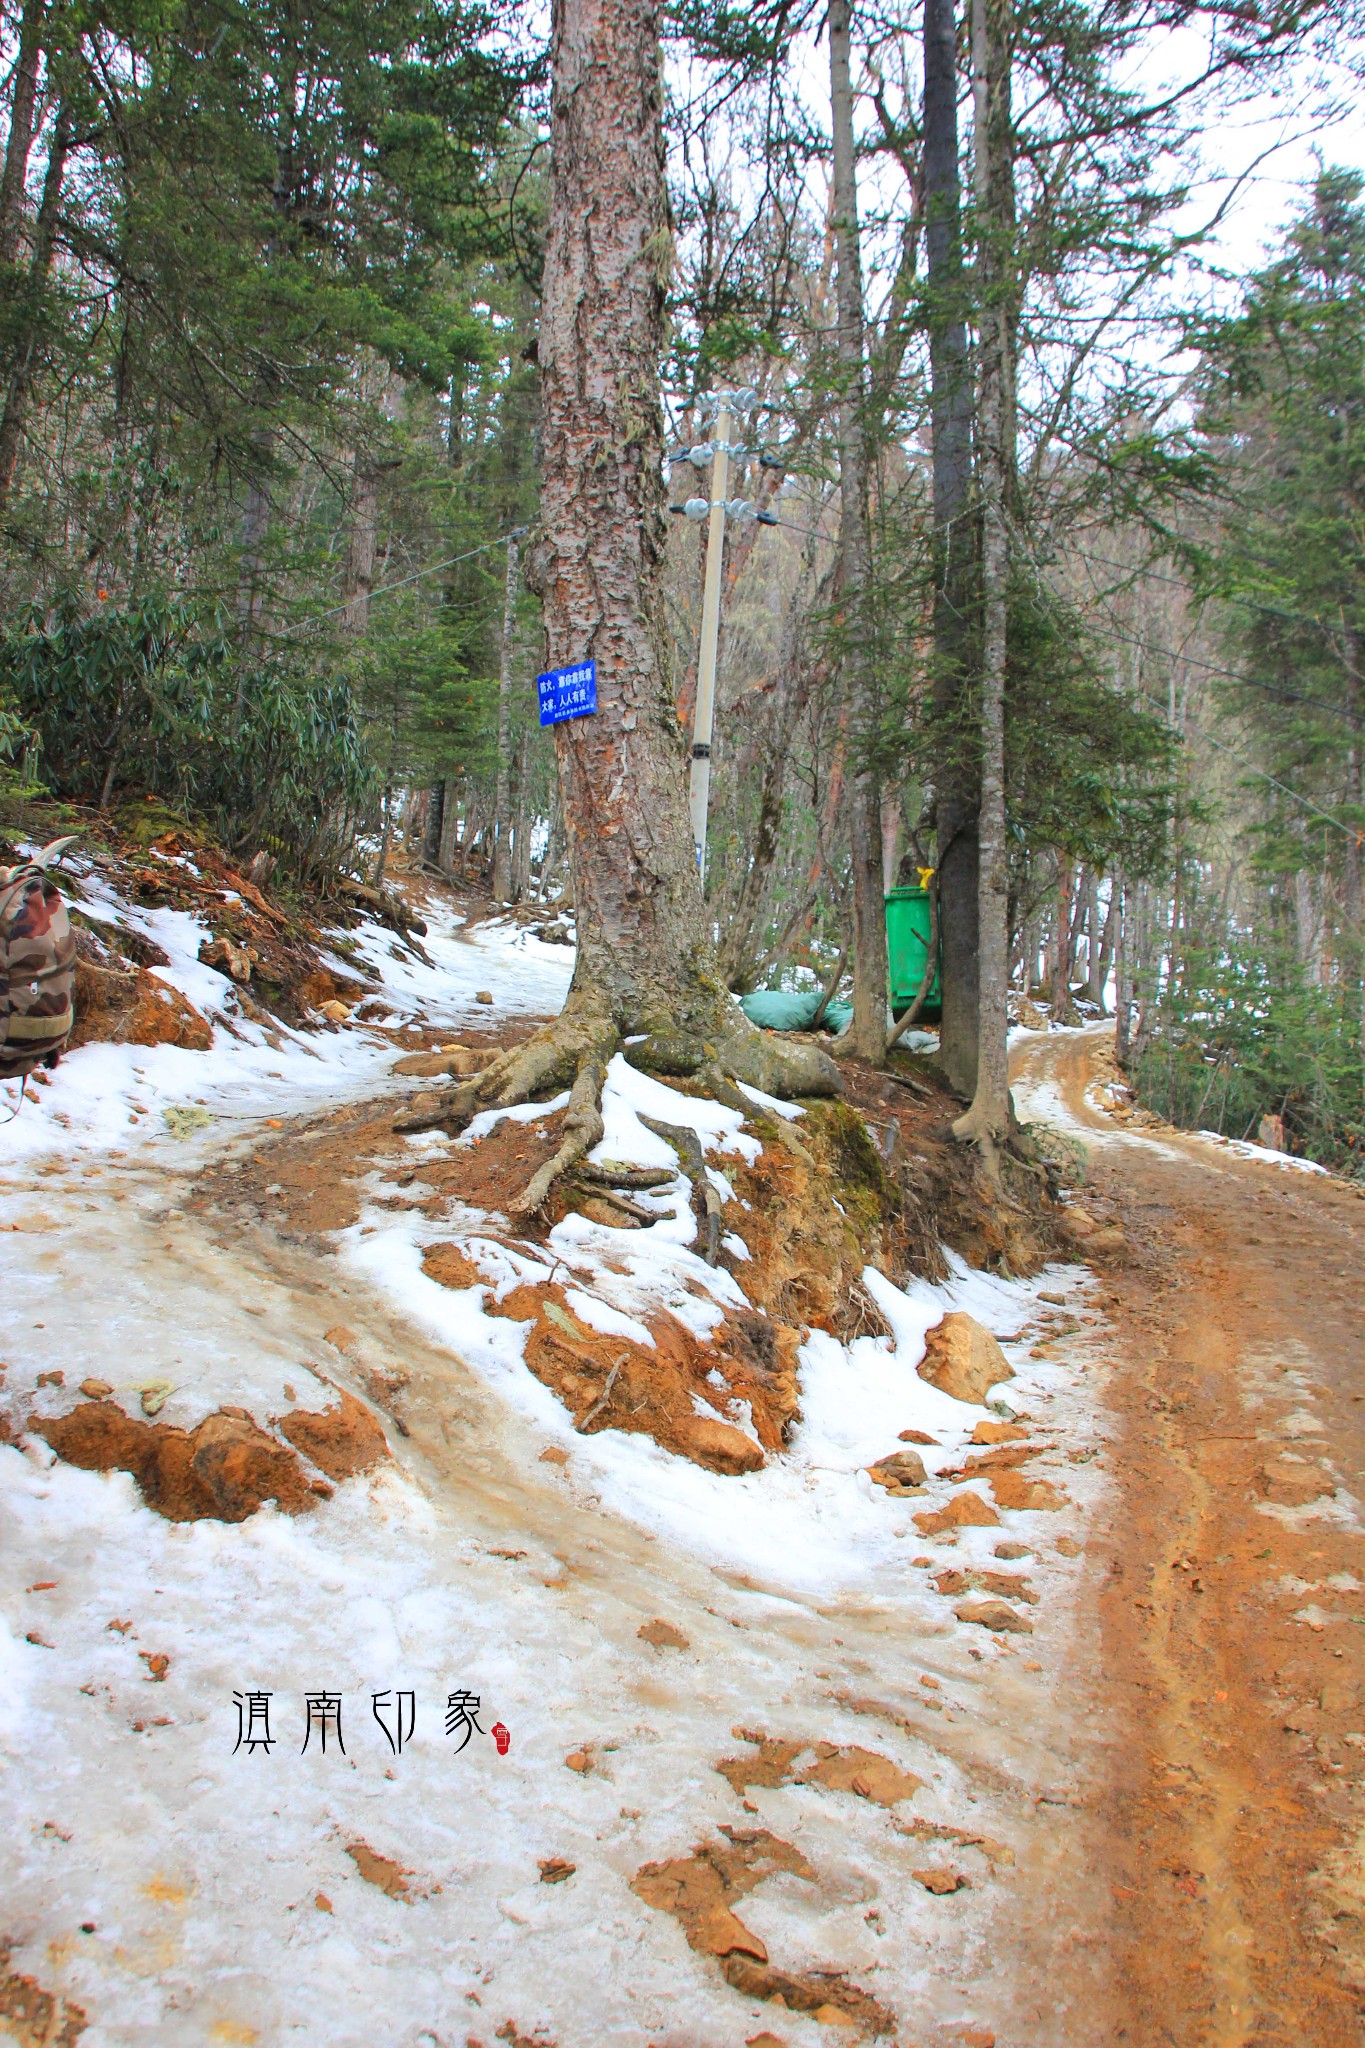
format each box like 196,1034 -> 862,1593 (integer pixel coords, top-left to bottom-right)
1194,1130 -> 1328,1174
346,1045 -> 1088,1595
1,871 -> 1111,2047
2,851 -> 574,1166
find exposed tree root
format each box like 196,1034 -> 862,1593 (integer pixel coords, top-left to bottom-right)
639,1114 -> 722,1264
391,988 -> 839,1221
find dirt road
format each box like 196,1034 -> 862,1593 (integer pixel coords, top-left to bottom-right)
5,1016 -> 1365,2046
1011,1025 -> 1365,2045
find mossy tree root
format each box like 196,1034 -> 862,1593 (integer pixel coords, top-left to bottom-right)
390,991 -> 840,1217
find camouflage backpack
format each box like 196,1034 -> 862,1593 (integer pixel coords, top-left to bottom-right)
0,836 -> 79,1082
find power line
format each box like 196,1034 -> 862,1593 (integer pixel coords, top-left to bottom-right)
1066,541 -> 1356,648
275,530 -> 524,641
1073,608 -> 1361,727
1138,691 -> 1361,842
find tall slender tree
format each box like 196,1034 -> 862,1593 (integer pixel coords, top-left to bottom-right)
921,0 -> 979,1098
828,0 -> 888,1066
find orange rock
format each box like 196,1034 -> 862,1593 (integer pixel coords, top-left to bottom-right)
420,1243 -> 485,1291
681,1414 -> 765,1475
988,1468 -> 1066,1512
971,1419 -> 1028,1444
275,1391 -> 388,1482
918,1313 -> 1013,1405
71,957 -> 211,1053
914,1489 -> 999,1536
638,1618 -> 690,1650
39,1401 -> 317,1523
954,1596 -> 1033,1634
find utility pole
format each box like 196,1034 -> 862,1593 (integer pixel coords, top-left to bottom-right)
671,388 -> 774,881
688,396 -> 732,881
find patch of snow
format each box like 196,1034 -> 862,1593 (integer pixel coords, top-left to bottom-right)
1,871 -> 574,1168
1196,1131 -> 1328,1175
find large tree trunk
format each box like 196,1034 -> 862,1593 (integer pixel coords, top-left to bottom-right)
829,0 -> 888,1067
923,0 -> 979,1099
399,0 -> 837,1194
954,0 -> 1014,1158
1051,856 -> 1075,1018
0,0 -> 46,270
0,100 -> 69,514
491,530 -> 521,904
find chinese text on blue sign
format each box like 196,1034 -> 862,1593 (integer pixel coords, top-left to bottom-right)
537,659 -> 597,727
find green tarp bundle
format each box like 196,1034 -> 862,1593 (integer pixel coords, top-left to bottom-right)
739,989 -> 853,1035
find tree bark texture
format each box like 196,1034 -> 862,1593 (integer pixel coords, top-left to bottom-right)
521,0 -> 835,1093
829,0 -> 889,1067
0,100 -> 68,514
954,0 -> 1014,1156
396,0 -> 838,1203
0,0 -> 46,271
492,530 -> 521,903
1051,855 -> 1074,1017
923,0 -> 979,1098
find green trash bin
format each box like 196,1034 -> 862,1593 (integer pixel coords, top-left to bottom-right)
885,885 -> 942,1024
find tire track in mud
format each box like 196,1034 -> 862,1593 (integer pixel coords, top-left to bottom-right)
1135,1304 -> 1262,2044
1015,1025 -> 1365,2047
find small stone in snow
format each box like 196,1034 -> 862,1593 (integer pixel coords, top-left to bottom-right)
898,1429 -> 938,1445
283,1384 -> 297,1402
539,1445 -> 570,1466
913,1867 -> 966,1894
538,1858 -> 576,1884
812,2008 -> 860,2031
995,1541 -> 1032,1560
79,1378 -> 112,1399
1055,1535 -> 1083,1557
564,1748 -> 592,1773
475,990 -> 494,1004
638,1618 -> 689,1650
954,1597 -> 1032,1634
314,1893 -> 333,1913
324,1326 -> 358,1354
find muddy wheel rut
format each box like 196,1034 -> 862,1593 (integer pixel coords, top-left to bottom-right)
1014,1025 -> 1365,2046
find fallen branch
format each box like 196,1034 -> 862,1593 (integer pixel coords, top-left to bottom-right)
573,1181 -> 657,1223
809,936 -> 850,1031
338,876 -> 428,938
885,1069 -> 931,1099
579,1352 -> 629,1431
639,1114 -> 722,1264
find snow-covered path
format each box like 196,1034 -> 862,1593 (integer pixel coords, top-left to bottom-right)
1,894 -> 1116,2048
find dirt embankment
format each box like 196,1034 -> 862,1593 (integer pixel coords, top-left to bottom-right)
182,1034 -> 1068,1482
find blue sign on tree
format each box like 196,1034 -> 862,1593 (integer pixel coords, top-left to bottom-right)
537,659 -> 597,727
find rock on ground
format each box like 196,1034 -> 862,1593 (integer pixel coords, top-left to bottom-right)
918,1313 -> 1014,1406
